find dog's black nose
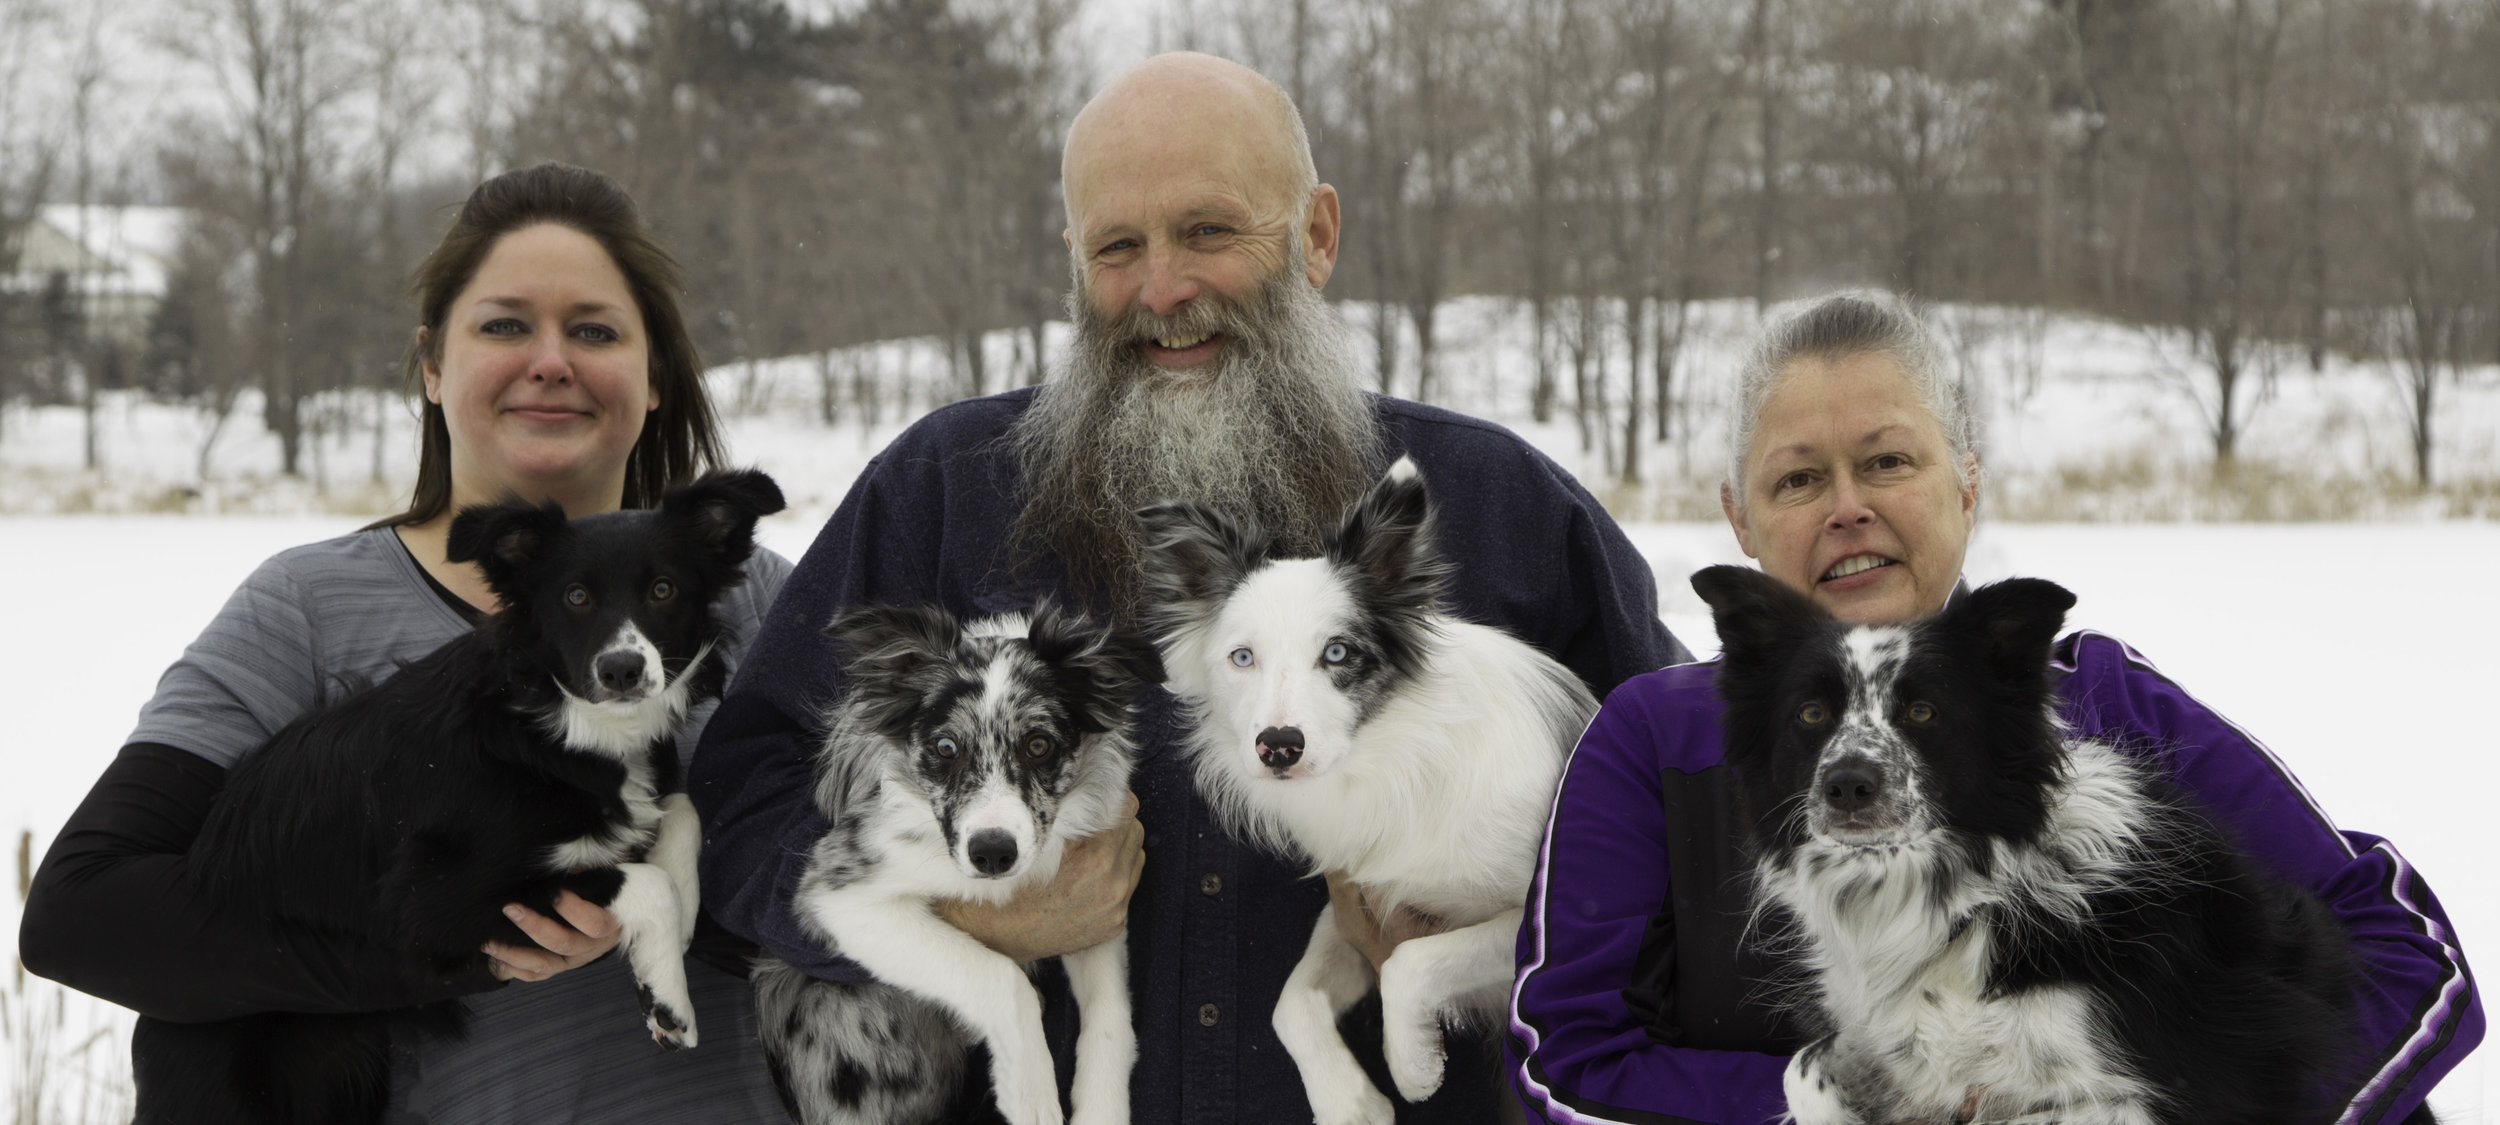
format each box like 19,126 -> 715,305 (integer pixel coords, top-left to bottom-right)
1256,726 -> 1305,772
595,651 -> 647,695
967,830 -> 1019,876
1821,761 -> 1885,812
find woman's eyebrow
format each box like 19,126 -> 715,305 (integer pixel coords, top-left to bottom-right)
473,296 -> 626,317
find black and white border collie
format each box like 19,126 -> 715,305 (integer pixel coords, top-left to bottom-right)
1136,457 -> 1600,1125
132,469 -> 786,1125
1690,564 -> 2359,1125
753,601 -> 1158,1125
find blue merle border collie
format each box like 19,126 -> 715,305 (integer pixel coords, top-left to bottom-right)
753,601 -> 1159,1125
130,469 -> 786,1125
1689,564 -> 2378,1125
1136,457 -> 1600,1125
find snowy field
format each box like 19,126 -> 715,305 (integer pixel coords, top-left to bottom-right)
2,518 -> 2490,1121
2,299 -> 2492,1119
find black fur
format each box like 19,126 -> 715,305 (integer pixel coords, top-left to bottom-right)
1692,565 -> 2363,1125
132,470 -> 784,1125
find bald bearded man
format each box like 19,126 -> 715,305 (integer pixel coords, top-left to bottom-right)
692,53 -> 1689,1123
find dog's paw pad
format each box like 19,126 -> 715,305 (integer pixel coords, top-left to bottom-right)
636,984 -> 698,1050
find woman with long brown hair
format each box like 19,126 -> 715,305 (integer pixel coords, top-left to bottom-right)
23,163 -> 790,1123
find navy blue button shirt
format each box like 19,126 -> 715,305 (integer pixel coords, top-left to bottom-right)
691,386 -> 1688,1122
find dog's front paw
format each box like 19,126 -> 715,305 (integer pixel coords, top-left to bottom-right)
1781,1039 -> 1859,1125
993,1057 -> 1066,1125
1376,957 -> 1448,1102
1382,1015 -> 1447,1103
1304,1077 -> 1397,1125
636,982 -> 699,1051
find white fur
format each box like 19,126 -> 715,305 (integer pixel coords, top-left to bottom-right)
545,637 -> 711,759
1159,564 -> 1596,1120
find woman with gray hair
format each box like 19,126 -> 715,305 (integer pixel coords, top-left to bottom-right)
1506,292 -> 2477,1124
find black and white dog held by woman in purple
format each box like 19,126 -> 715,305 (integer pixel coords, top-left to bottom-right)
134,469 -> 787,1125
1136,457 -> 1600,1125
753,602 -> 1159,1125
1690,564 -> 2377,1125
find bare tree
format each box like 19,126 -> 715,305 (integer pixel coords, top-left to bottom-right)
2350,0 -> 2482,487
2138,0 -> 2303,471
163,0 -> 364,477
0,0 -> 63,441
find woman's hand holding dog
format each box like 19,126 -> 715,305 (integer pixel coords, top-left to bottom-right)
483,891 -> 623,982
940,791 -> 1145,963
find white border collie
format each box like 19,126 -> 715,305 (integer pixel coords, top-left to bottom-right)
134,469 -> 786,1124
1690,565 -> 2359,1125
1136,457 -> 1600,1125
754,602 -> 1159,1125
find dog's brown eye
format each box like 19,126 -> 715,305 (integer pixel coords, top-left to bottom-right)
565,585 -> 591,608
934,737 -> 959,759
1904,701 -> 1937,725
650,578 -> 675,602
1798,702 -> 1829,726
1024,736 -> 1052,759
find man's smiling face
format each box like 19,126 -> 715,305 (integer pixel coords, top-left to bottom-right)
1059,53 -> 1337,375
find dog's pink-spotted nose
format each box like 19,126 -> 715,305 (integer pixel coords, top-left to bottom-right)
1255,726 -> 1304,773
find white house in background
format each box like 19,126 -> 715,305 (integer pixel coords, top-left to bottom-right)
3,205 -> 188,350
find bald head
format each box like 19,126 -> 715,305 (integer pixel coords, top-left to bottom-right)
1064,52 -> 1316,226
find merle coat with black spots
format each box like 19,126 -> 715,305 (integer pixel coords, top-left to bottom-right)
128,469 -> 786,1125
1691,564 -> 2366,1125
754,602 -> 1157,1125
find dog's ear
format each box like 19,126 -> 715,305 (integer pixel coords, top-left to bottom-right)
1326,456 -> 1452,615
1689,565 -> 1827,671
1025,599 -> 1164,734
1936,577 -> 2075,686
1135,500 -> 1263,637
446,497 -> 571,605
825,603 -> 961,736
662,469 -> 786,572
826,602 -> 962,678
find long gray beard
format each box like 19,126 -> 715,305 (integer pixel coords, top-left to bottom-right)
1010,264 -> 1380,614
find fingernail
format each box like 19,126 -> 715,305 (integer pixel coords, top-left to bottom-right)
503,905 -> 523,921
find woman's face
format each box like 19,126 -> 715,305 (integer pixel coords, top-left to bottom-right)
423,222 -> 652,514
1722,350 -> 1977,626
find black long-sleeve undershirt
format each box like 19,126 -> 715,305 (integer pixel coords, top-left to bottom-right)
19,741 -> 499,1024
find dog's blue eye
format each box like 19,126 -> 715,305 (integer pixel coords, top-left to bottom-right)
1323,643 -> 1348,664
565,585 -> 591,608
1230,648 -> 1255,668
934,737 -> 959,758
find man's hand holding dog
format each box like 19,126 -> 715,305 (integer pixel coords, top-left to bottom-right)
484,891 -> 623,982
941,790 -> 1145,963
1326,871 -> 1445,974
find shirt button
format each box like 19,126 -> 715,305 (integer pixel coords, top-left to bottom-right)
1199,873 -> 1223,896
1198,1003 -> 1220,1027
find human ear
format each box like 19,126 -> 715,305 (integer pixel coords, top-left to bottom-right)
1302,184 -> 1340,288
417,326 -> 442,404
1722,481 -> 1757,559
1960,452 -> 1980,526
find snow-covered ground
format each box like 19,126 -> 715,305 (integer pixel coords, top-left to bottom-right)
2,300 -> 2492,1119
